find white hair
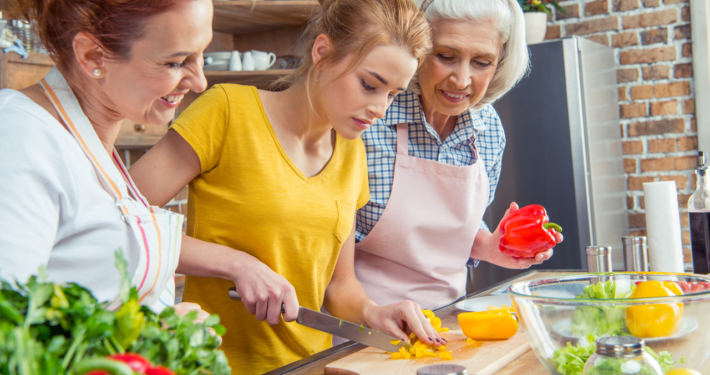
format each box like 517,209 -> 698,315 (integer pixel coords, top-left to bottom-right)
411,0 -> 530,110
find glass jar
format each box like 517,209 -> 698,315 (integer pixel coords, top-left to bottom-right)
582,336 -> 663,375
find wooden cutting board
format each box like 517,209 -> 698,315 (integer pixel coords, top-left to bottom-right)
323,330 -> 531,375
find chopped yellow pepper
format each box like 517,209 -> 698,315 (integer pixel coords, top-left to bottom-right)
626,280 -> 683,338
457,306 -> 518,340
422,309 -> 449,333
390,310 -> 452,360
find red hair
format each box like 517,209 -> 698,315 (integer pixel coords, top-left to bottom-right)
7,0 -> 183,72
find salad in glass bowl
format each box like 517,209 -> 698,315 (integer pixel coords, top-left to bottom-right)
509,273 -> 710,375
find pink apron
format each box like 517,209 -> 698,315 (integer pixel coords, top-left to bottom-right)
355,123 -> 489,309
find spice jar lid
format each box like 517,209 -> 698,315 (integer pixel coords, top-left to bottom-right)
596,336 -> 645,358
622,236 -> 647,245
585,246 -> 612,256
417,364 -> 468,375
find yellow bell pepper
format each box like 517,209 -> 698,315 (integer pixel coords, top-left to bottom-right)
625,280 -> 683,338
390,310 -> 452,360
666,369 -> 702,375
662,281 -> 683,296
457,307 -> 518,340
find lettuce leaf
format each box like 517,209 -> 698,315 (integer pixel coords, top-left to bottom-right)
570,281 -> 635,337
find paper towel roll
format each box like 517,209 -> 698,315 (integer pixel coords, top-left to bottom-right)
643,181 -> 685,272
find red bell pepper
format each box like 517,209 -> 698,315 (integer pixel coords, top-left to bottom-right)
108,354 -> 152,374
498,204 -> 562,258
145,366 -> 176,375
73,353 -> 175,375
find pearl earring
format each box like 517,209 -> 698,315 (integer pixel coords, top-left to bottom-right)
93,69 -> 102,77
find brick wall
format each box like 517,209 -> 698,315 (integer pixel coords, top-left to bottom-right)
543,0 -> 697,266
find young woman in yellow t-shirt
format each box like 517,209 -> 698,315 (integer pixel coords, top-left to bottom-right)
130,0 -> 440,372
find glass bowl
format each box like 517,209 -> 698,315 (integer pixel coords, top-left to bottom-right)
509,273 -> 710,375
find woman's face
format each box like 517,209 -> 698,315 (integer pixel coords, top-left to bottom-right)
101,0 -> 213,125
316,44 -> 419,140
418,19 -> 503,116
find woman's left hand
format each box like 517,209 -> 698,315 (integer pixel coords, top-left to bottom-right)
362,301 -> 445,346
173,302 -> 222,347
173,302 -> 211,322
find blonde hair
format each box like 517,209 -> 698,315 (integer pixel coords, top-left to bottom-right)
412,0 -> 530,110
275,0 -> 431,111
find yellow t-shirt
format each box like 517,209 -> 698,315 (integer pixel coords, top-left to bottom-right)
171,84 -> 369,374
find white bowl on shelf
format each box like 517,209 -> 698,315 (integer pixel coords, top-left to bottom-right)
203,52 -> 232,71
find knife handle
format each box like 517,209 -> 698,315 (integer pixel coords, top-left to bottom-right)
228,287 -> 242,301
228,287 -> 285,313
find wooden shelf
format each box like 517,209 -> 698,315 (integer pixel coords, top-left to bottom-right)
204,69 -> 291,87
0,50 -> 54,90
212,1 -> 319,35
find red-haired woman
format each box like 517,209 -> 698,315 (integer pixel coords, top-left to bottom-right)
0,0 -> 212,317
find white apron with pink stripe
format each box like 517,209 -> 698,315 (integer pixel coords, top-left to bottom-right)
355,123 -> 489,309
40,68 -> 183,312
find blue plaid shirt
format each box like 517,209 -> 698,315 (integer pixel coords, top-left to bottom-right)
355,90 -> 506,242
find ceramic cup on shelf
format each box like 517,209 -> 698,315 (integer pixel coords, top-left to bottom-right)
251,50 -> 276,70
229,51 -> 242,71
241,51 -> 255,71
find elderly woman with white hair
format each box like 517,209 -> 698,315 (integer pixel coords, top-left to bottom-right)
354,0 -> 562,312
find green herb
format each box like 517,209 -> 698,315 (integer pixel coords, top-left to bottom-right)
0,249 -> 230,375
338,320 -> 342,327
359,325 -> 364,332
552,334 -> 596,375
570,281 -> 635,337
645,346 -> 678,373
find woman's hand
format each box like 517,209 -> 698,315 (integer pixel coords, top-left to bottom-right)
473,202 -> 561,269
173,302 -> 221,346
175,237 -> 300,326
362,301 -> 445,346
173,302 -> 211,322
231,252 -> 300,325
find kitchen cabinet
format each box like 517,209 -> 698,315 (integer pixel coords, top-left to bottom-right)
0,50 -> 53,90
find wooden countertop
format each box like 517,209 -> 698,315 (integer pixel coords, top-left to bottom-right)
264,270 -> 576,375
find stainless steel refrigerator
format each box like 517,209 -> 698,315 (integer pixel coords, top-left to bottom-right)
469,37 -> 629,292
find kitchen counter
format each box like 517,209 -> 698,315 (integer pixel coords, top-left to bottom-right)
263,270 -> 575,375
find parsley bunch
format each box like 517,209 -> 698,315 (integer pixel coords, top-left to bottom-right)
0,250 -> 230,375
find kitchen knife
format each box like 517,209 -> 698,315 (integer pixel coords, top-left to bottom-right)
227,287 -> 412,352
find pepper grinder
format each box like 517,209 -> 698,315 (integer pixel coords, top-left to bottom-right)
586,246 -> 613,273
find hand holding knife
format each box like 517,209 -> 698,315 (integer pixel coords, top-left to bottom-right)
228,287 -> 412,352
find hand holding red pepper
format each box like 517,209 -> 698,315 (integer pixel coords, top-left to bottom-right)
498,204 -> 562,259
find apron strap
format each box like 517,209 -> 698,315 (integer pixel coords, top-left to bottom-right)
396,123 -> 409,156
39,68 -> 127,202
112,150 -> 151,209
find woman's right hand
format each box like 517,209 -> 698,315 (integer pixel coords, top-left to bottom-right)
231,252 -> 300,325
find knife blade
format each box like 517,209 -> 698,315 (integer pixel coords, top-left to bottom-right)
227,287 -> 412,352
